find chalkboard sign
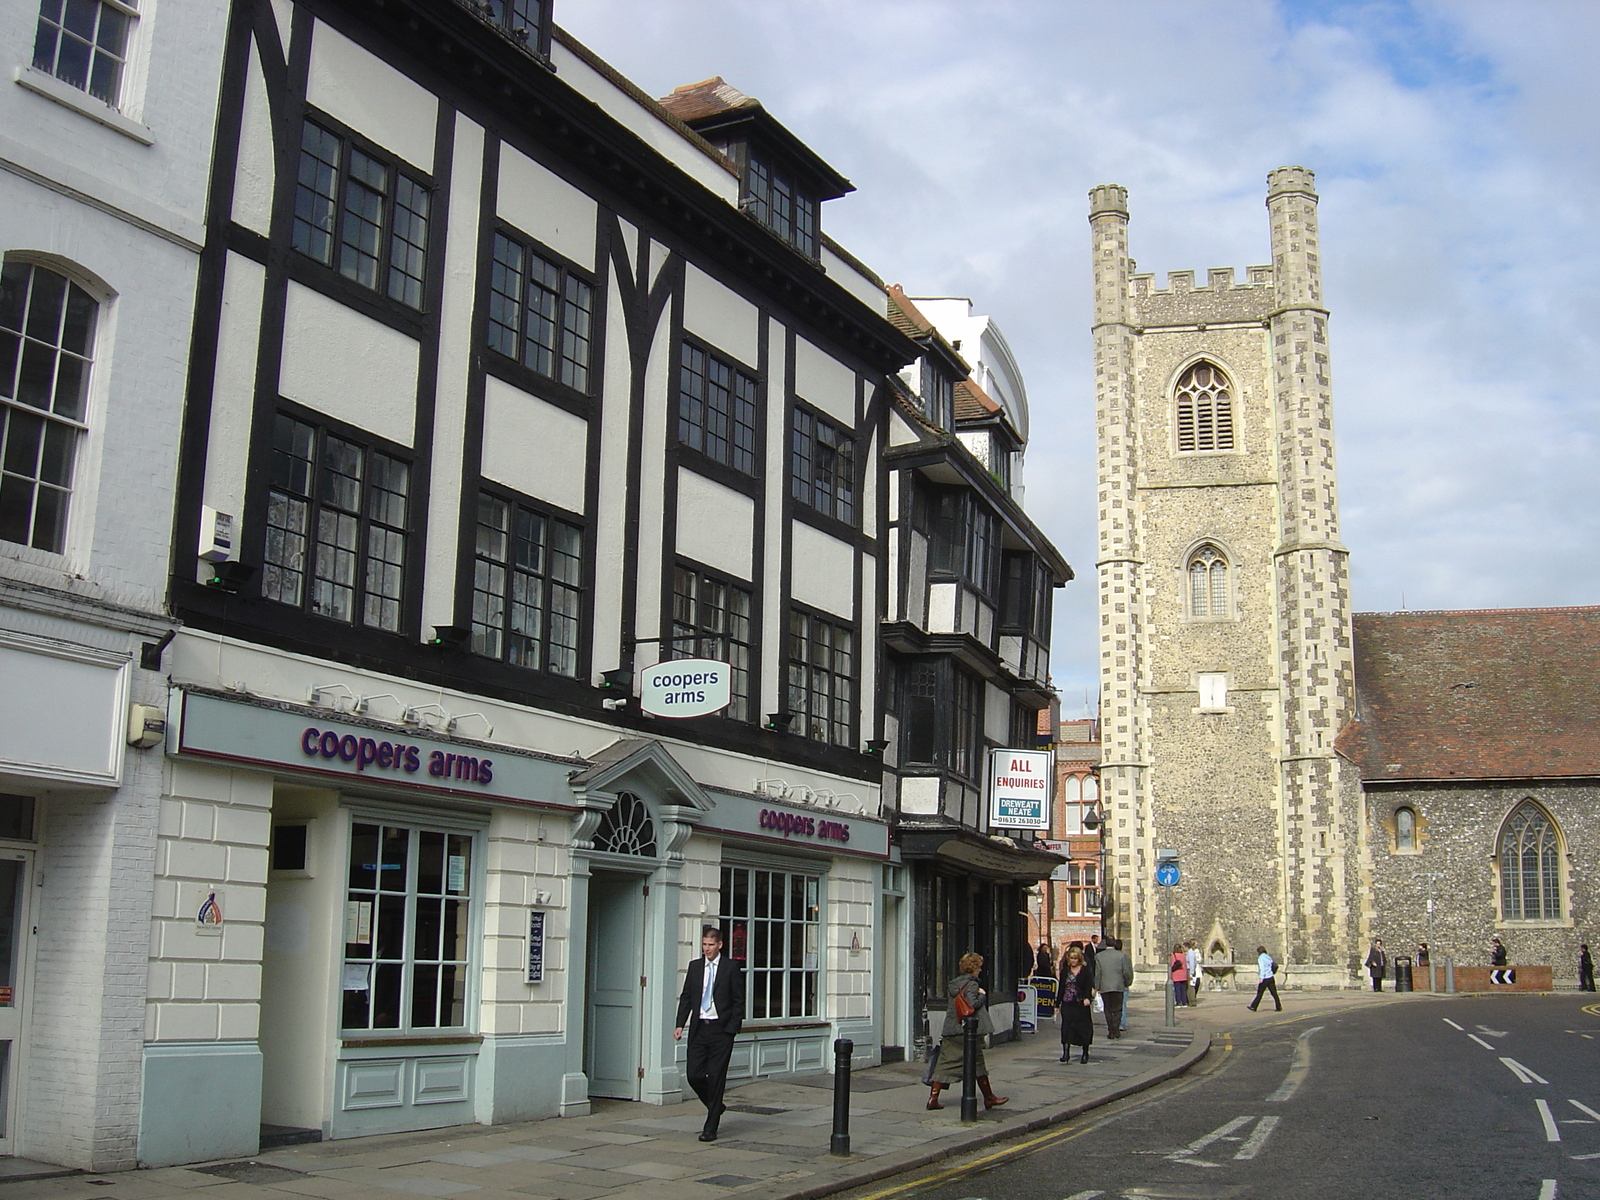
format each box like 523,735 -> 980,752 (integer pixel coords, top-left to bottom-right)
527,910 -> 546,983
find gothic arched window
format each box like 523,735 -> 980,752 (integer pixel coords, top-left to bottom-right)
593,791 -> 657,857
1187,545 -> 1229,619
1175,362 -> 1234,452
1500,802 -> 1560,921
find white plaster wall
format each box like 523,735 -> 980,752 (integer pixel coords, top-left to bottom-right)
899,776 -> 940,816
279,282 -> 418,447
985,681 -> 1011,743
497,145 -> 597,271
793,338 -> 855,426
821,245 -> 886,315
201,253 -> 266,537
676,469 -> 753,580
790,524 -> 854,620
683,263 -> 758,368
148,763 -> 273,1045
421,115 -> 484,631
761,328 -> 789,718
481,377 -> 588,515
305,19 -> 436,171
888,410 -> 920,447
232,42 -> 275,236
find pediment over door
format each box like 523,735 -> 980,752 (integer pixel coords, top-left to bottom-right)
568,739 -> 713,860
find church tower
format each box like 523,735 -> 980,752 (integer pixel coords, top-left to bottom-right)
1089,169 -> 1359,982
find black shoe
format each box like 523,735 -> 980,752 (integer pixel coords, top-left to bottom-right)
1059,1052 -> 1071,1062
1080,1050 -> 1090,1063
698,1128 -> 718,1142
1247,1005 -> 1257,1011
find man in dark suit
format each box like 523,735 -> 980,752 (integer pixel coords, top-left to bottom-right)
674,925 -> 744,1141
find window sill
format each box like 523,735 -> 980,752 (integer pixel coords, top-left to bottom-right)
738,1020 -> 828,1033
341,1033 -> 483,1049
1494,919 -> 1573,931
14,67 -> 154,145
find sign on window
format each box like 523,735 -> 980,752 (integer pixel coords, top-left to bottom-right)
988,748 -> 1053,829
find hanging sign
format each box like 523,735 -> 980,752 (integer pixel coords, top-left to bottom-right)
639,659 -> 731,718
988,748 -> 1053,830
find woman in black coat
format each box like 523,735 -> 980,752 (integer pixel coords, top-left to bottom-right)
1057,943 -> 1096,1063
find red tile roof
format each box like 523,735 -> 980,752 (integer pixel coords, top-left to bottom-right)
955,377 -> 1001,421
1337,606 -> 1600,781
657,76 -> 758,123
885,285 -> 936,339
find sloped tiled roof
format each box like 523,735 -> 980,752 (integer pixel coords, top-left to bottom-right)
955,377 -> 1001,421
885,285 -> 937,339
657,76 -> 759,123
1337,607 -> 1600,781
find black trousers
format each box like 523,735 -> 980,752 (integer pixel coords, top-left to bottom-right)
1581,968 -> 1595,991
1250,977 -> 1281,1010
685,1024 -> 736,1119
1102,990 -> 1125,1037
1370,973 -> 1384,992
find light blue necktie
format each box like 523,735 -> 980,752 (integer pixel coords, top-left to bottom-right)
701,959 -> 715,1013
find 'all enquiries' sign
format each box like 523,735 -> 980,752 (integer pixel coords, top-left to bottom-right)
988,749 -> 1054,830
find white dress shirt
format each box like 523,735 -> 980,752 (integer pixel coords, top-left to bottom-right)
699,954 -> 720,1020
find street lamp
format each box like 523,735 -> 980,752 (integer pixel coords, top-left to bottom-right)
1082,802 -> 1106,941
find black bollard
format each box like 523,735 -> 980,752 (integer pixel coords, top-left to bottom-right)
830,1038 -> 853,1156
960,1014 -> 980,1122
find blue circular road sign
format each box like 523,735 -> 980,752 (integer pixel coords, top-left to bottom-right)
1155,862 -> 1180,887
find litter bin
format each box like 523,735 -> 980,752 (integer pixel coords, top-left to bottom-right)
1394,955 -> 1413,993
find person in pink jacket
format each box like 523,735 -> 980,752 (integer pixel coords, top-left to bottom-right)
1169,943 -> 1190,1007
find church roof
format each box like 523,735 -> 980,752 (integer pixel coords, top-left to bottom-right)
1337,606 -> 1600,782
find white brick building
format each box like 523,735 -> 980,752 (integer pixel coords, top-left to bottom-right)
0,0 -> 227,1171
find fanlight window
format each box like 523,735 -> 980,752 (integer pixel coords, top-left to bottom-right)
1500,803 -> 1560,921
1175,362 -> 1234,452
593,791 -> 657,857
1187,545 -> 1229,619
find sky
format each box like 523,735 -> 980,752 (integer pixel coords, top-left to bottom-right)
558,0 -> 1600,710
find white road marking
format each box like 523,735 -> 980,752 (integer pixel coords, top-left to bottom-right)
1570,1099 -> 1600,1122
1167,1114 -> 1255,1165
1470,1034 -> 1497,1050
1063,1193 -> 1105,1200
1502,1057 -> 1551,1084
1266,1026 -> 1323,1102
1477,1025 -> 1509,1037
1537,1099 -> 1561,1142
1538,1180 -> 1557,1200
1443,1018 -> 1465,1030
1233,1115 -> 1281,1160
1570,1152 -> 1600,1160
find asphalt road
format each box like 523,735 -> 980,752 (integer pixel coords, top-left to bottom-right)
842,995 -> 1600,1200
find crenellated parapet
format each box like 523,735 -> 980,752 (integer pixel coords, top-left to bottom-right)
1129,264 -> 1276,326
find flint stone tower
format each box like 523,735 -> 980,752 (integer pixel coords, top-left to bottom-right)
1090,169 -> 1358,983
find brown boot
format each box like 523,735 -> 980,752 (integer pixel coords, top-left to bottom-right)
978,1076 -> 1009,1108
926,1082 -> 943,1110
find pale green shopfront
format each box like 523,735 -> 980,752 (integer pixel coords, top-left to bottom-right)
139,690 -> 890,1165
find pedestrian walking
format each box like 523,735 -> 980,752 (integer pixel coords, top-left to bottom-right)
1169,943 -> 1189,1007
1083,934 -> 1098,975
673,926 -> 745,1142
926,952 -> 1008,1111
1491,936 -> 1508,967
1184,941 -> 1202,1005
1057,944 -> 1096,1063
1093,935 -> 1134,1038
1416,942 -> 1429,968
1580,944 -> 1596,992
1364,938 -> 1387,992
1247,945 -> 1282,1012
1034,941 -> 1054,978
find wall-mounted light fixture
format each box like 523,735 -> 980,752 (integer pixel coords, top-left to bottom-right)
764,711 -> 795,733
429,625 -> 470,650
599,668 -> 633,712
864,738 -> 889,756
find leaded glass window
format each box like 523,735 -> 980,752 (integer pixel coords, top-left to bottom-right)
470,491 -> 583,676
486,232 -> 594,393
1187,545 -> 1229,619
670,567 -> 752,721
1500,803 -> 1561,921
678,342 -> 758,475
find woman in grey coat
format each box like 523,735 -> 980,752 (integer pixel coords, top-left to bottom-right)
926,952 -> 1009,1110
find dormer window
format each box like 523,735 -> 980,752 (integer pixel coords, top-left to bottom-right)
921,359 -> 953,429
746,151 -> 818,258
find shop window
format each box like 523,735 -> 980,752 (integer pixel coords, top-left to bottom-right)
791,404 -> 855,525
1,260 -> 97,554
32,0 -> 133,107
719,864 -> 820,1020
678,341 -> 758,476
342,821 -> 474,1031
669,566 -> 753,721
470,490 -> 582,676
1500,802 -> 1561,922
593,791 -> 656,857
292,118 -> 431,309
263,414 -> 410,631
486,231 -> 594,393
786,608 -> 855,747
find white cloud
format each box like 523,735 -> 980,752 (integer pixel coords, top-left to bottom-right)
558,0 -> 1600,702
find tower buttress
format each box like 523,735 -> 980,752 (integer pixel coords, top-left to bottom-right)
1265,166 -> 1355,966
1089,184 -> 1146,956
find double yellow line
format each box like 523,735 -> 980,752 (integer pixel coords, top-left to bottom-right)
847,1034 -> 1235,1200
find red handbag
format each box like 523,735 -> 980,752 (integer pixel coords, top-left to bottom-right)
953,989 -> 977,1020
